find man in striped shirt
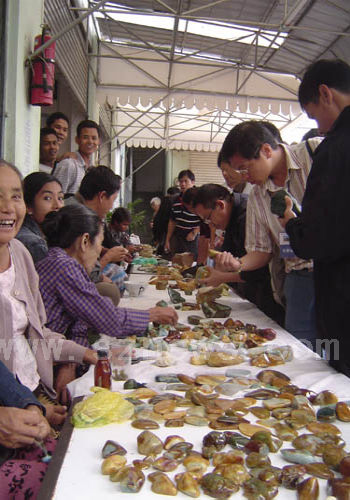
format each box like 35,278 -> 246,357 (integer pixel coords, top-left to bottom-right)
217,121 -> 322,347
164,170 -> 201,258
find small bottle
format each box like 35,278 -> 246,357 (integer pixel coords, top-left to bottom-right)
94,350 -> 112,389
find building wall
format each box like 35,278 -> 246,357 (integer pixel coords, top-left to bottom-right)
3,0 -> 44,175
167,150 -> 223,188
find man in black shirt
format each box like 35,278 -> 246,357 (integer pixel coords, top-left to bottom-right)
194,184 -> 283,323
281,59 -> 350,375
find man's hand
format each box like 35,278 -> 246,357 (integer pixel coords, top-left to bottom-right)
186,231 -> 198,242
215,252 -> 241,272
279,196 -> 297,228
102,275 -> 113,284
149,307 -> 178,326
0,407 -> 50,448
199,268 -> 234,287
164,240 -> 171,253
109,246 -> 130,262
44,404 -> 67,426
101,246 -> 130,267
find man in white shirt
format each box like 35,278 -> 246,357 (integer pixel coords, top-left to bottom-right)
54,119 -> 100,198
217,120 -> 322,348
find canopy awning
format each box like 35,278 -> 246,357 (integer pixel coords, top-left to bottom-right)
85,0 -> 350,148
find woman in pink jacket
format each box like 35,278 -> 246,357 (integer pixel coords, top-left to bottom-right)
0,160 -> 97,422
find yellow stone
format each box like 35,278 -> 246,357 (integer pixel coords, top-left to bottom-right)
195,375 -> 227,386
162,411 -> 187,420
154,400 -> 177,415
307,422 -> 341,435
130,388 -> 158,399
238,423 -> 271,437
101,455 -> 127,475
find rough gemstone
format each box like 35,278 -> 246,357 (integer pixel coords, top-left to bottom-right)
175,472 -> 200,498
242,478 -> 279,499
137,430 -> 163,456
101,455 -> 127,475
101,440 -> 127,458
336,402 -> 350,422
281,449 -> 318,465
148,471 -> 177,496
200,473 -> 239,499
117,467 -> 145,492
132,419 -> 160,429
296,477 -> 319,500
305,462 -> 334,479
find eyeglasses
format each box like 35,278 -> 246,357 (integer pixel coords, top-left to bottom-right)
204,208 -> 214,224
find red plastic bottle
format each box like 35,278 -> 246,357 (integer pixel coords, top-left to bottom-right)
94,350 -> 112,389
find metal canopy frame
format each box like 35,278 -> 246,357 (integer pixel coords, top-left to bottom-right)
64,0 -> 350,148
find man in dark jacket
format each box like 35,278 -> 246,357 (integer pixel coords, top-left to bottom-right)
193,184 -> 283,323
282,59 -> 350,376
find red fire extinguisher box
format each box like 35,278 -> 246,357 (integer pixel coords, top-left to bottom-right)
30,26 -> 56,106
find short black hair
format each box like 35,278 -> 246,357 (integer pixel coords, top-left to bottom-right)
299,59 -> 350,107
167,186 -> 180,195
42,204 -> 102,249
46,112 -> 69,127
23,172 -> 62,207
193,184 -> 232,209
178,169 -> 195,182
260,121 -> 283,143
182,186 -> 198,206
111,207 -> 131,225
77,119 -> 101,138
79,165 -> 121,200
221,120 -> 279,162
40,127 -> 58,141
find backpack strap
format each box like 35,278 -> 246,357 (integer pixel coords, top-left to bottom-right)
305,139 -> 314,159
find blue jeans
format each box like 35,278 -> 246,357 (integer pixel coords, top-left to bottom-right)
284,269 -> 316,349
0,361 -> 43,410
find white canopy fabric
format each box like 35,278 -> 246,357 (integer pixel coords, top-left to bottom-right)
97,46 -> 305,150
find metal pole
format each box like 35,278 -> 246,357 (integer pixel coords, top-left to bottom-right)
25,0 -> 108,63
124,148 -> 165,180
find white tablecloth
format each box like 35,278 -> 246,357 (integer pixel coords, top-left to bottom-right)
53,272 -> 350,500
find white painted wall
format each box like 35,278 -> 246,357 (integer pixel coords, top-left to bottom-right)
3,0 -> 44,175
167,150 -> 190,189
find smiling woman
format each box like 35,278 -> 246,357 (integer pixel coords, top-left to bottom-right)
0,162 -> 25,270
0,159 -> 97,416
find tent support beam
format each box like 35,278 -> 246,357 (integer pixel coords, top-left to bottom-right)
100,40 -> 167,88
124,149 -> 165,181
75,4 -> 350,36
26,0 -> 108,62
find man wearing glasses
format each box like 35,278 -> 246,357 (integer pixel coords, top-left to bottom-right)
193,183 -> 283,325
216,121 -> 322,348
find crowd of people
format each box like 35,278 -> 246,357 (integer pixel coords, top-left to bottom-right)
0,57 -> 349,498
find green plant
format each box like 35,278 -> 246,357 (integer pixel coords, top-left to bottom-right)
127,198 -> 147,233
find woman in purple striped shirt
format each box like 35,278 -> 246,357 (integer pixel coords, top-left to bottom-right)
36,205 -> 178,378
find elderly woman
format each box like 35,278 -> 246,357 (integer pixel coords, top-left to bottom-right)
36,204 -> 178,350
0,160 -> 96,422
